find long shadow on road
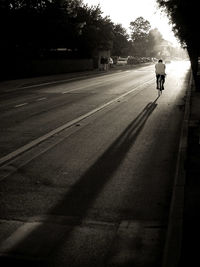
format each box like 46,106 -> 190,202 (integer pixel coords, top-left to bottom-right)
53,97 -> 159,217
1,96 -> 159,266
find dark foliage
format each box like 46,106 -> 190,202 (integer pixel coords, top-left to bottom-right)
0,0 -> 114,60
156,0 -> 200,89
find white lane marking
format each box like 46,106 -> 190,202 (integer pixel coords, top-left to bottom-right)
24,69 -> 132,90
20,71 -> 122,89
0,222 -> 41,252
61,72 -> 149,95
0,217 -> 116,254
36,97 -> 47,101
0,78 -> 154,167
8,65 -> 153,91
61,80 -> 107,94
20,77 -> 79,89
14,103 -> 28,108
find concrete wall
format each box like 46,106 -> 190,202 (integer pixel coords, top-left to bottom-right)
31,58 -> 94,76
1,58 -> 94,80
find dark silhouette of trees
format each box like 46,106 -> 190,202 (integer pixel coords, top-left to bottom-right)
130,17 -> 151,42
1,1 -> 183,79
0,0 -> 116,78
77,5 -> 114,57
112,24 -> 132,56
156,0 -> 200,89
130,17 -> 151,56
148,28 -> 164,57
0,0 -> 114,60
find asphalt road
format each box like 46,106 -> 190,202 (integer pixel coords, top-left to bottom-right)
0,61 -> 191,266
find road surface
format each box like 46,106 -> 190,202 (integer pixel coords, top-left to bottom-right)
0,61 -> 191,266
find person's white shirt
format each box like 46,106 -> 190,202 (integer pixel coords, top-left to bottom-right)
155,62 -> 166,75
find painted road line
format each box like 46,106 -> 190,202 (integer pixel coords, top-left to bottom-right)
0,78 -> 154,167
0,216 -> 116,259
0,222 -> 41,253
61,75 -> 154,95
61,80 -> 112,94
14,103 -> 28,108
20,77 -> 81,89
36,97 -> 47,101
19,71 -> 119,89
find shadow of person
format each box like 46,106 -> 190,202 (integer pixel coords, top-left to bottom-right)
1,97 -> 158,265
51,97 -> 158,217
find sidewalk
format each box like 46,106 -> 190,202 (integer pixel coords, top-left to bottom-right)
179,86 -> 200,266
163,74 -> 200,267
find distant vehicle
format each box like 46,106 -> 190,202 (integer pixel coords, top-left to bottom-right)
112,56 -> 118,64
127,56 -> 139,64
165,57 -> 171,64
116,57 -> 128,65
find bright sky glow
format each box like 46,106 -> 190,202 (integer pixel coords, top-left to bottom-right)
83,0 -> 180,46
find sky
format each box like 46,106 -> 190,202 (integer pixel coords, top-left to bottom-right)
83,0 -> 180,46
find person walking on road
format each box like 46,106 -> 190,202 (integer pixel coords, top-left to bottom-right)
155,59 -> 166,90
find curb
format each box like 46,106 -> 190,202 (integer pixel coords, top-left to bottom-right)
162,71 -> 192,267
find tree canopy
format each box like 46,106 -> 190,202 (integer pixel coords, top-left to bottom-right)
129,17 -> 169,58
0,0 -> 173,60
156,0 -> 200,49
130,17 -> 151,56
156,0 -> 200,88
112,24 -> 131,56
130,17 -> 151,42
0,0 -> 114,58
0,0 -> 174,60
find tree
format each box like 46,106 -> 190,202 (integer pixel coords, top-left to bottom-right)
130,17 -> 151,42
0,0 -> 114,59
156,0 -> 200,89
112,24 -> 131,56
76,4 -> 114,57
148,28 -> 164,57
130,17 -> 151,56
